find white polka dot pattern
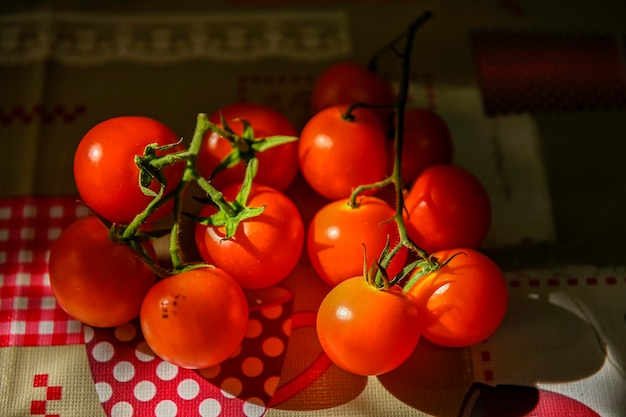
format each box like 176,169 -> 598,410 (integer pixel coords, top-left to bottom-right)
85,287 -> 294,416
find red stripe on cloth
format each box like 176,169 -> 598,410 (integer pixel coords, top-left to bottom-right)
0,196 -> 89,347
268,352 -> 333,407
268,311 -> 332,407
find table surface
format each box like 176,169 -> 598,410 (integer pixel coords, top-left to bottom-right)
1,1 -> 626,416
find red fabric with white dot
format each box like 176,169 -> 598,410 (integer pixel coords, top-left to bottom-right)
85,298 -> 293,417
0,196 -> 294,416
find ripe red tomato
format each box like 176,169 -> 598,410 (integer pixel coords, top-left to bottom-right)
48,216 -> 156,328
406,248 -> 508,347
140,267 -> 249,369
316,276 -> 420,376
73,116 -> 184,225
196,102 -> 299,191
298,105 -> 388,200
389,107 -> 454,185
404,164 -> 491,254
194,183 -> 304,290
307,196 -> 408,287
311,61 -> 395,124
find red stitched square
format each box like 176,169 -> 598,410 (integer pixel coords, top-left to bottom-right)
30,400 -> 46,414
33,373 -> 48,387
47,386 -> 62,400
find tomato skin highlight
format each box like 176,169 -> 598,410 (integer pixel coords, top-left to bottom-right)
407,248 -> 508,348
316,277 -> 420,376
311,61 -> 395,124
194,183 -> 304,290
196,102 -> 299,191
298,105 -> 388,201
307,196 -> 408,287
48,216 -> 156,328
73,116 -> 184,225
404,164 -> 491,253
139,267 -> 249,369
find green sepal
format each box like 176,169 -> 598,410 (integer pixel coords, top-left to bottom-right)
171,262 -> 216,275
210,149 -> 242,180
239,118 -> 256,142
191,157 -> 264,240
399,257 -> 442,291
208,112 -> 298,180
135,140 -> 183,196
187,204 -> 265,240
250,135 -> 299,153
235,156 -> 258,206
135,155 -> 165,197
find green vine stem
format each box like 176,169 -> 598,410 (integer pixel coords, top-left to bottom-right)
108,112 -> 297,278
389,10 -> 434,261
348,10 -> 437,288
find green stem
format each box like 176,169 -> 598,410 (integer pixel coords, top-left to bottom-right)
401,259 -> 440,292
186,114 -> 240,217
390,11 -> 434,260
342,101 -> 394,122
368,31 -> 406,72
118,113 -> 236,274
121,188 -> 167,239
349,177 -> 393,207
168,186 -> 185,270
129,240 -> 172,278
361,10 -> 435,287
168,113 -> 239,267
392,11 -> 432,259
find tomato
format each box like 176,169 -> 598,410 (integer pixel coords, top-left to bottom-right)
48,216 -> 156,328
316,276 -> 420,376
194,183 -> 304,290
307,196 -> 408,287
298,105 -> 388,200
408,248 -> 508,347
404,164 -> 491,254
196,102 -> 299,191
406,248 -> 508,347
73,116 -> 184,225
389,107 -> 454,185
311,61 -> 395,125
140,267 -> 249,369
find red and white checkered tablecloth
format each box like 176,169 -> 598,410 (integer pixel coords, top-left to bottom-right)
0,196 -> 89,347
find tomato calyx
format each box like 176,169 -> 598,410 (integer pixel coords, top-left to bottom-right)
135,140 -> 186,195
362,240 -> 394,290
187,157 -> 265,240
81,211 -> 172,278
208,112 -> 299,182
400,250 -> 467,293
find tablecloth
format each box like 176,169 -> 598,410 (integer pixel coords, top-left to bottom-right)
1,196 -> 625,416
2,1 -> 626,416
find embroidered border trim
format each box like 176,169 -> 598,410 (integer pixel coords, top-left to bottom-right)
0,11 -> 351,66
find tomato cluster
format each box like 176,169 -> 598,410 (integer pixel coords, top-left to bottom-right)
302,61 -> 507,375
48,19 -> 508,377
